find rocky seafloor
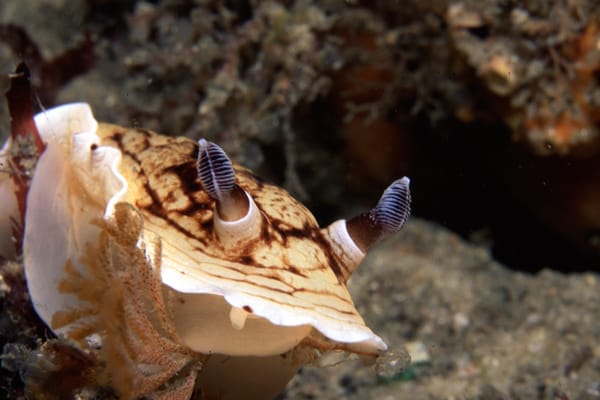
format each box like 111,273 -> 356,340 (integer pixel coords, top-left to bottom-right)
1,0 -> 599,399
282,218 -> 600,400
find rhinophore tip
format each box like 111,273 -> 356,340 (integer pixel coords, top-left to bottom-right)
197,139 -> 248,221
321,177 -> 411,281
370,177 -> 411,235
197,139 -> 235,202
346,177 -> 411,252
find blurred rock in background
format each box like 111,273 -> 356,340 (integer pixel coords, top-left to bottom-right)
1,0 -> 599,269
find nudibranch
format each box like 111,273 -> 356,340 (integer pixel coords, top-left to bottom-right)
2,102 -> 411,399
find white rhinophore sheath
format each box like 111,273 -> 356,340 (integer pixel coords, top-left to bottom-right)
213,190 -> 262,248
324,219 -> 365,274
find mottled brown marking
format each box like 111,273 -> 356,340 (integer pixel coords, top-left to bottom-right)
106,129 -> 211,246
287,265 -> 305,277
176,201 -> 210,217
310,230 -> 348,282
134,127 -> 152,137
164,162 -> 202,194
94,123 -> 361,320
239,255 -> 253,265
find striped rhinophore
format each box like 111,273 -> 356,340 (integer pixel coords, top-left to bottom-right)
372,176 -> 411,234
197,138 -> 236,201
